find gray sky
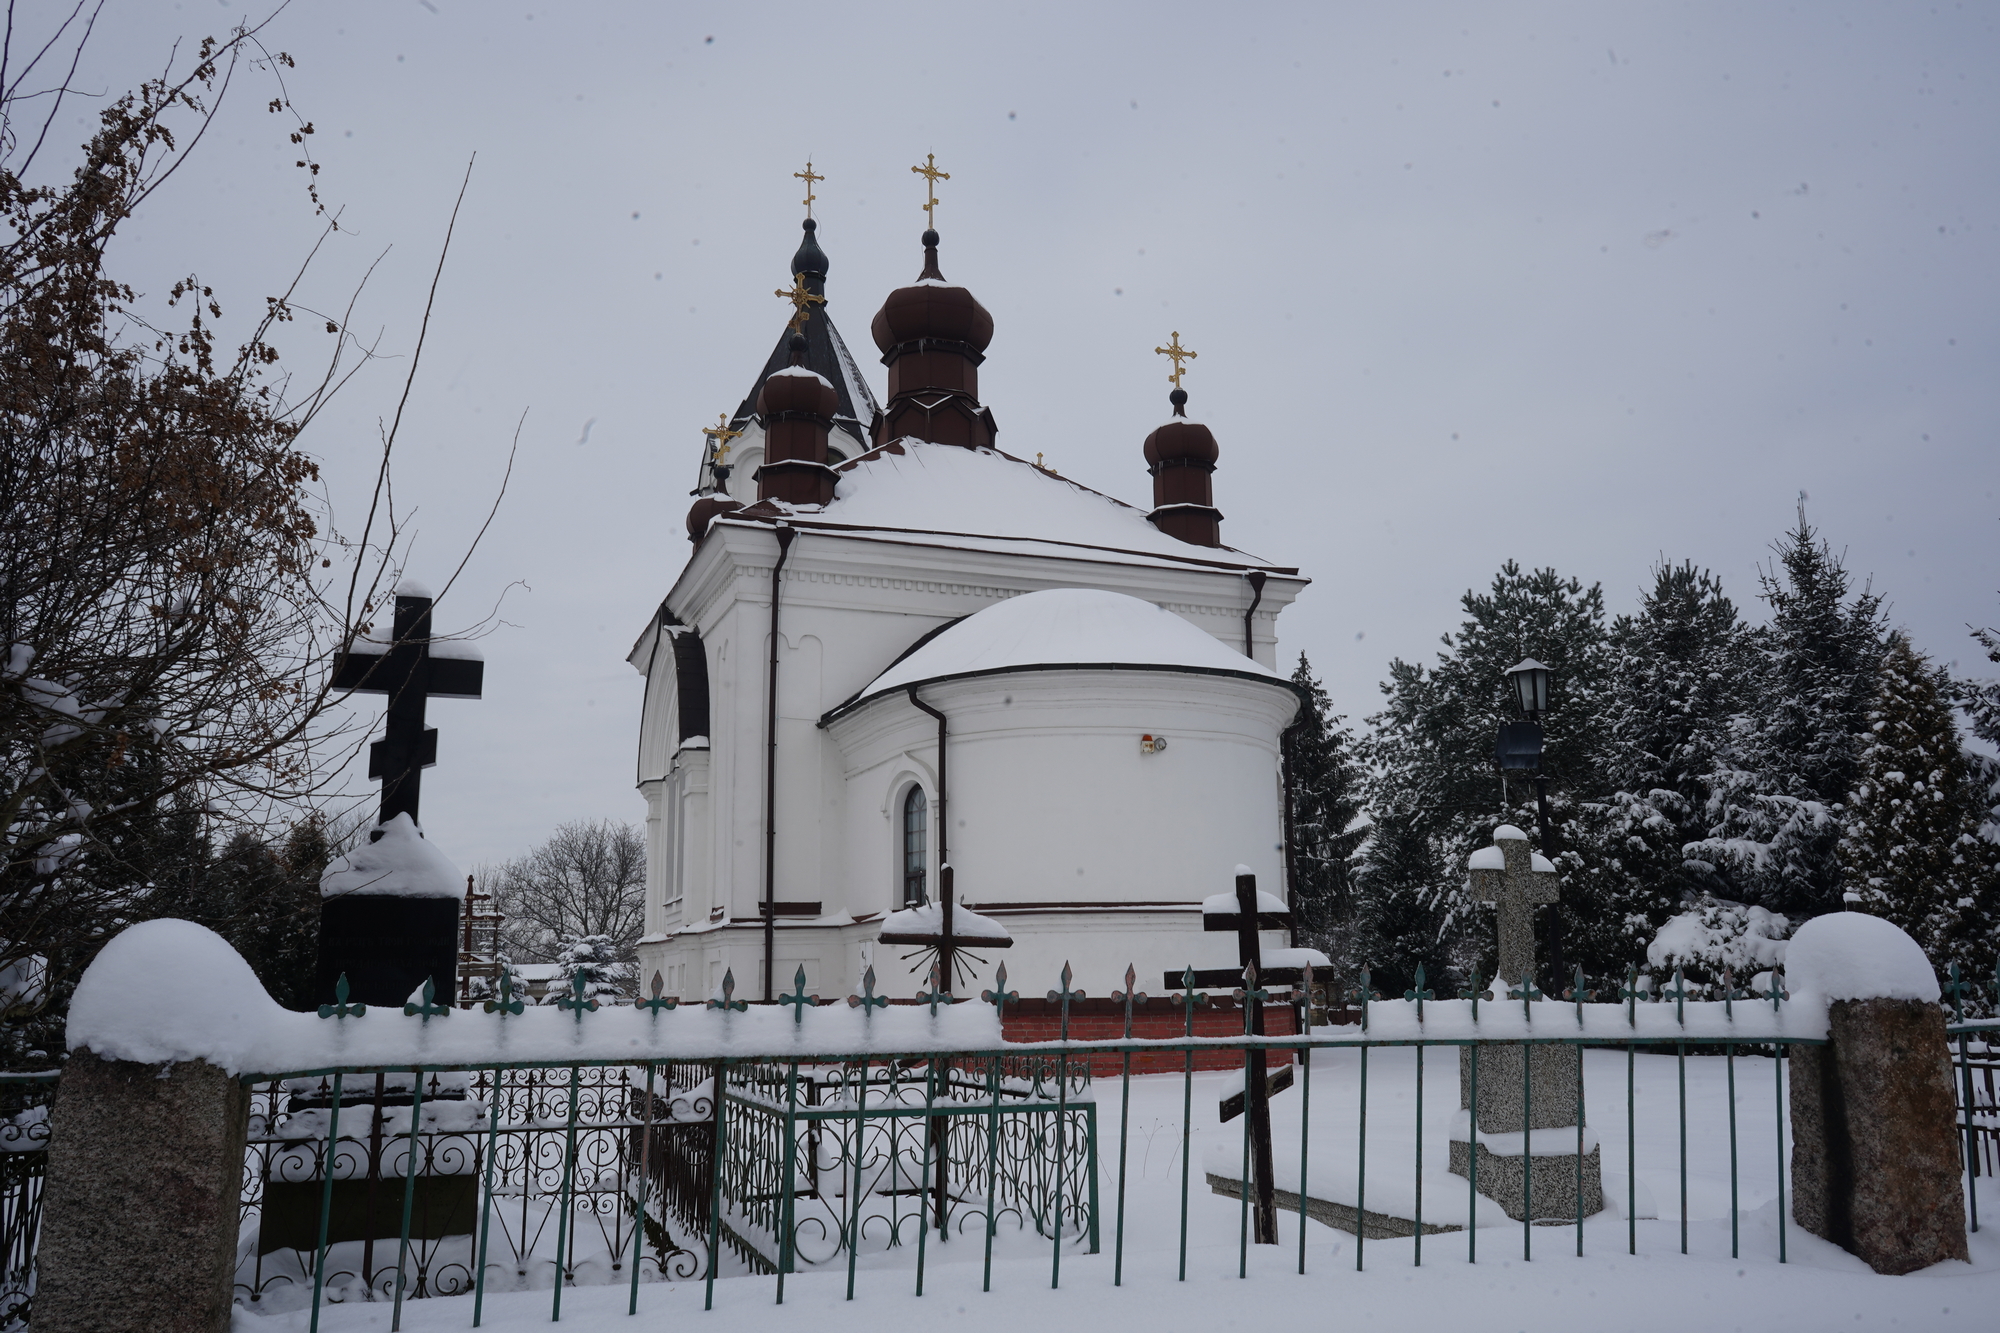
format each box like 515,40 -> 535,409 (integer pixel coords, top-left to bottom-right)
62,2 -> 2000,868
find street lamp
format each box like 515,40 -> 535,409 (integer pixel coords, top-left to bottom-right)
1507,658 -> 1551,720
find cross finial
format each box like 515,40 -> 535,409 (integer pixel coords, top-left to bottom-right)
794,160 -> 824,219
702,412 -> 743,463
848,964 -> 889,1013
1154,331 -> 1197,388
318,973 -> 366,1021
556,969 -> 600,1024
775,272 -> 826,334
404,977 -> 452,1023
707,967 -> 749,1012
911,153 -> 949,228
638,970 -> 678,1016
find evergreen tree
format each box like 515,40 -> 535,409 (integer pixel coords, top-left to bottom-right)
1693,508 -> 1886,918
1562,564 -> 1759,973
1840,637 -> 1998,986
1282,656 -> 1367,969
1356,562 -> 1613,996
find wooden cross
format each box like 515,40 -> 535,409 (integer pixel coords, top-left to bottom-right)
1154,331 -> 1197,388
331,591 -> 484,827
775,272 -> 825,333
1467,827 -> 1558,993
911,153 -> 949,227
794,160 -> 823,218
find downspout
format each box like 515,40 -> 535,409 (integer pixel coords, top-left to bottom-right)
763,523 -> 795,1003
1244,571 -> 1301,947
1242,570 -> 1266,658
905,686 -> 951,989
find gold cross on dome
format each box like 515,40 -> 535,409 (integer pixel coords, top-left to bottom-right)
702,413 -> 743,463
793,160 -> 823,218
774,271 -> 825,332
911,153 -> 950,227
1154,331 -> 1197,387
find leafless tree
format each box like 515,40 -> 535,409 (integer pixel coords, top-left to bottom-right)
486,821 -> 646,969
0,6 -> 507,1007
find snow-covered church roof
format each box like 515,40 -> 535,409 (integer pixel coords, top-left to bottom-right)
721,440 -> 1291,574
826,587 -> 1290,720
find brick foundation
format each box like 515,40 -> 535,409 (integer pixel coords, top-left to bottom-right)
998,997 -> 1343,1075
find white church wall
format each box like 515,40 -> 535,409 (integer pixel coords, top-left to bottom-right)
632,520 -> 1309,1007
825,667 -> 1298,998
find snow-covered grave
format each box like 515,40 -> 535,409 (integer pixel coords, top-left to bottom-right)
37,911 -> 2000,1332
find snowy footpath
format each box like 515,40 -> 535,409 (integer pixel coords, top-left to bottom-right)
235,1054 -> 2000,1333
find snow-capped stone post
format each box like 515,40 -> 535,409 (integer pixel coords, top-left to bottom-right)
1785,912 -> 1968,1274
1450,826 -> 1603,1222
36,923 -> 260,1333
319,585 -> 482,1007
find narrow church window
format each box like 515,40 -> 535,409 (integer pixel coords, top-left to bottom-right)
902,785 -> 928,907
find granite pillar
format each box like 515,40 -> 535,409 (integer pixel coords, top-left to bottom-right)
35,1050 -> 250,1333
1790,996 -> 1968,1274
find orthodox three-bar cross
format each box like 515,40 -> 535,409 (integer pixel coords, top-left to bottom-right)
1155,331 -> 1197,387
775,273 -> 825,333
911,153 -> 949,227
330,591 -> 483,825
794,160 -> 823,218
1468,828 -> 1559,989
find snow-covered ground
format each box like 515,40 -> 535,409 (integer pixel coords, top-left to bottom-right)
238,1052 -> 2000,1333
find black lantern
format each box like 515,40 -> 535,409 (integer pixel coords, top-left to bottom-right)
1507,658 -> 1551,720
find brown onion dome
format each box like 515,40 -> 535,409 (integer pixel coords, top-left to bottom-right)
1143,388 -> 1222,548
754,364 -> 840,419
686,494 -> 743,543
869,230 -> 998,449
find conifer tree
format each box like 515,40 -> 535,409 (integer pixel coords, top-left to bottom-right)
1694,508 -> 1886,918
1282,656 -> 1366,968
1841,637 -> 1998,986
1356,562 -> 1613,995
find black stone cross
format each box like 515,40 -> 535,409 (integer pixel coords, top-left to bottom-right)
331,592 -> 484,825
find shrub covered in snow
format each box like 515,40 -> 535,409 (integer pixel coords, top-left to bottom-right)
1645,895 -> 1791,994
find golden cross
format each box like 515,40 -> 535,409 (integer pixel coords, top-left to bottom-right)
911,153 -> 950,228
1154,331 -> 1198,388
793,160 -> 823,218
702,413 -> 743,464
774,271 -> 825,333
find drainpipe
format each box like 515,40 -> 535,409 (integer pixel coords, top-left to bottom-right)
763,523 -> 795,1003
905,686 -> 951,990
1242,570 -> 1267,659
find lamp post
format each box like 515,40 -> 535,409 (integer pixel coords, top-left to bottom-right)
1497,658 -> 1563,986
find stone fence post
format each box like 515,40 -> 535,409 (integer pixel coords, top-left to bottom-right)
34,1050 -> 250,1333
1785,913 -> 1968,1275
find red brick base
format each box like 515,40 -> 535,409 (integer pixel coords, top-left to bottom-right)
1000,997 -> 1302,1076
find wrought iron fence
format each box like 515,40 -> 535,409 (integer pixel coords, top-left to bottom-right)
0,1071 -> 55,1330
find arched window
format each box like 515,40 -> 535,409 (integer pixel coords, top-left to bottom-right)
901,786 -> 928,908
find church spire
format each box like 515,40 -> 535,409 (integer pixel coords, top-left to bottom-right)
869,157 -> 996,449
728,205 -> 881,452
1142,333 -> 1223,547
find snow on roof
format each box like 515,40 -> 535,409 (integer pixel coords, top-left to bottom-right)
799,440 -> 1280,568
769,366 -> 832,386
320,813 -> 465,900
1783,910 -> 1940,1003
850,588 -> 1284,706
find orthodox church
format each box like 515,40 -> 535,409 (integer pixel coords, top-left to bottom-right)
629,186 -> 1311,1006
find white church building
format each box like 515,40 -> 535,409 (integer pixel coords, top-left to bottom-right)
629,215 -> 1310,1005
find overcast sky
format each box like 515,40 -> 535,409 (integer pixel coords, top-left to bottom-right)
55,2 -> 2000,869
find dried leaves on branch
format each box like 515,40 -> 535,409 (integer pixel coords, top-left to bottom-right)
0,11 -> 486,1012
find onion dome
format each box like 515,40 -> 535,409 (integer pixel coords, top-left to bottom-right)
686,493 -> 743,543
1143,388 -> 1223,547
752,332 -> 840,506
869,230 -> 997,449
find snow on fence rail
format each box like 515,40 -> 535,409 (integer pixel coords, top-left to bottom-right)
42,919 -> 2000,1329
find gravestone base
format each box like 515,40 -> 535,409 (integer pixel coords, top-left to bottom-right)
1448,1139 -> 1604,1224
1790,996 -> 1967,1274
